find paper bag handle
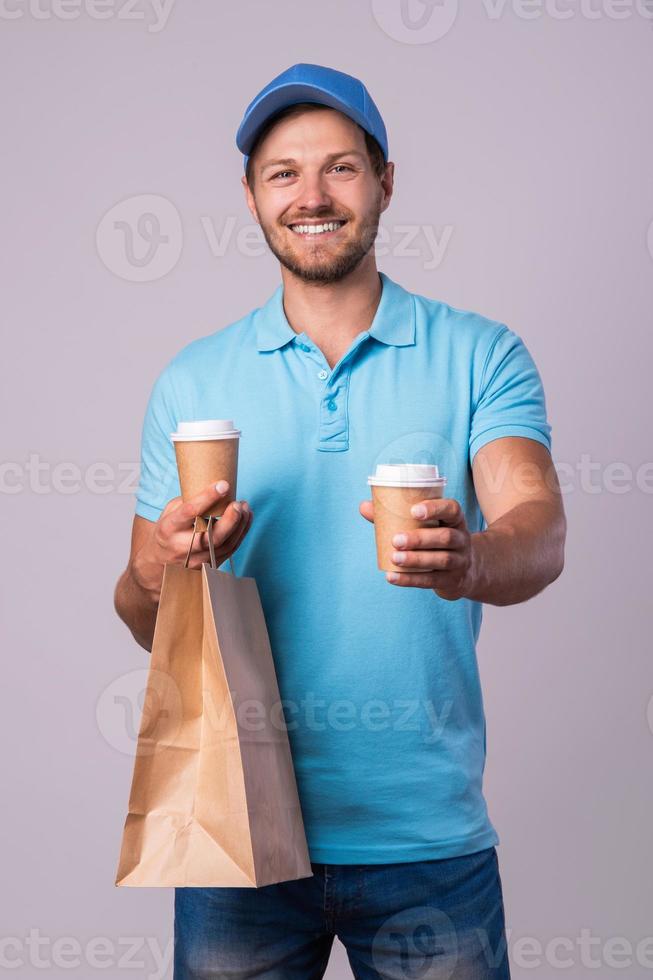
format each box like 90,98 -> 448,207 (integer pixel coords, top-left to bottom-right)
184,515 -> 236,576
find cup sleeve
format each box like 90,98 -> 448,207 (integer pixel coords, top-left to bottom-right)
135,368 -> 181,523
469,326 -> 552,466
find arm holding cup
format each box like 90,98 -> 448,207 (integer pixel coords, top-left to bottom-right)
359,438 -> 566,604
114,482 -> 253,652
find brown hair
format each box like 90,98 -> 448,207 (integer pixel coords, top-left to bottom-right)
244,101 -> 386,188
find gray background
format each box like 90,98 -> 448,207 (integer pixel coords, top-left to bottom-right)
2,1 -> 652,977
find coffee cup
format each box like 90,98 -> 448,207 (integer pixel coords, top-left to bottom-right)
170,420 -> 241,526
367,464 -> 447,572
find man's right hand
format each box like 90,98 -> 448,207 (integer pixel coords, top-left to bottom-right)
131,481 -> 253,599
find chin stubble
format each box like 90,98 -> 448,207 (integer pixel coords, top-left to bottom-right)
260,212 -> 382,285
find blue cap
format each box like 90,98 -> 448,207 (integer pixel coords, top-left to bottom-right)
236,63 -> 388,172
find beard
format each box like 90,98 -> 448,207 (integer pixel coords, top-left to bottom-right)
257,195 -> 383,285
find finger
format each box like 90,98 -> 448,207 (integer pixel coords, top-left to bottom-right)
385,570 -> 440,589
185,549 -> 213,569
185,549 -> 232,569
385,569 -> 468,598
211,505 -> 251,558
160,495 -> 182,518
172,500 -> 243,553
216,507 -> 253,557
209,500 -> 248,546
187,528 -> 208,553
166,481 -> 232,530
389,548 -> 466,572
409,496 -> 466,528
391,526 -> 467,553
359,500 -> 374,524
190,510 -> 253,568
232,507 -> 254,547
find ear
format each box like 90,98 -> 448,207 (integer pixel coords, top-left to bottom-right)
379,161 -> 395,215
241,175 -> 260,224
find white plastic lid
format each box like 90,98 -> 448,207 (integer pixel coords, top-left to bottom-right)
367,463 -> 447,487
170,419 -> 241,442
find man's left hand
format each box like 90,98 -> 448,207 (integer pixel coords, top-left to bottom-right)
359,496 -> 477,601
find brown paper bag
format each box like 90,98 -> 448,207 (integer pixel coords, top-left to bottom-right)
115,518 -> 313,888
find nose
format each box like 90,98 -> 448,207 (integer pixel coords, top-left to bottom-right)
294,171 -> 332,213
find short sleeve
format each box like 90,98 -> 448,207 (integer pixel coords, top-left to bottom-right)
469,326 -> 552,465
135,366 -> 182,522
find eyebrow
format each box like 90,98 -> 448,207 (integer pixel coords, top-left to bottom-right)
259,150 -> 366,175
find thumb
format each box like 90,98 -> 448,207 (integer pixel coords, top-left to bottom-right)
160,495 -> 183,518
359,499 -> 375,524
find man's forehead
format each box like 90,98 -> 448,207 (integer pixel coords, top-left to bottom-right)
255,109 -> 365,166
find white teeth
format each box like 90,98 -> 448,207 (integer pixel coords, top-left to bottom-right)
290,221 -> 344,235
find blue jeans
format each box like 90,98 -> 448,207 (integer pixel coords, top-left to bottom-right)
174,845 -> 511,979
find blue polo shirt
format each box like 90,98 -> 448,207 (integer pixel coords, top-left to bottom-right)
135,271 -> 552,864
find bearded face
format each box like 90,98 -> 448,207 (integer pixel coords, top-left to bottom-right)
244,108 -> 389,285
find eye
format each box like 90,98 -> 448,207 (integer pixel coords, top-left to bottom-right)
271,170 -> 295,180
331,164 -> 353,174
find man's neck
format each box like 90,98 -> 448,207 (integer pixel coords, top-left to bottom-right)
280,259 -> 383,369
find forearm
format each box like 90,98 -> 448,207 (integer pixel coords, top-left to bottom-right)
464,499 -> 566,606
113,561 -> 161,652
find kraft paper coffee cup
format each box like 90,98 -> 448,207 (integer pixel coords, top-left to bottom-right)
367,464 -> 447,572
170,420 -> 241,522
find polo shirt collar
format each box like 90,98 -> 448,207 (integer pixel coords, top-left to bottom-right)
255,271 -> 416,352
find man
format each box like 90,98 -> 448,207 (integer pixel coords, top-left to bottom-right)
114,63 -> 566,980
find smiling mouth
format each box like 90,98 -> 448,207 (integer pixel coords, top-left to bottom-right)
287,220 -> 347,237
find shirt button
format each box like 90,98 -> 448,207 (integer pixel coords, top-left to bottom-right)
299,343 -> 311,353
326,400 -> 337,411
317,369 -> 328,380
